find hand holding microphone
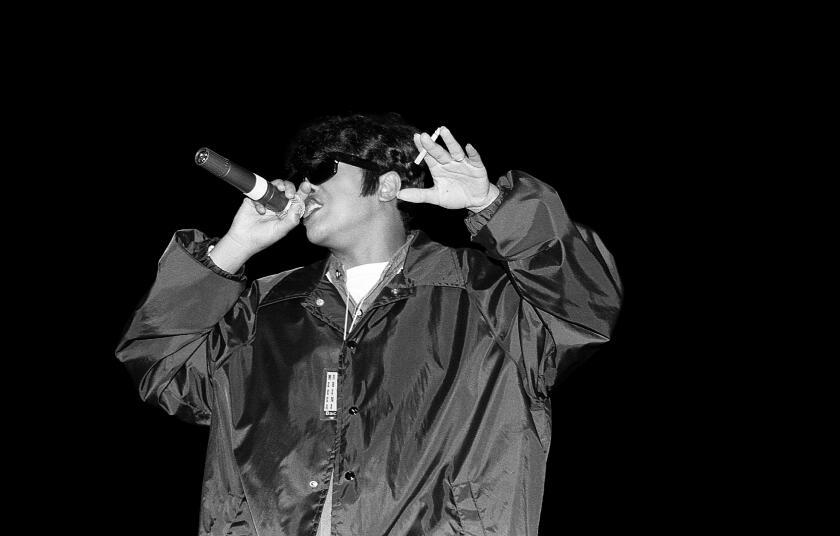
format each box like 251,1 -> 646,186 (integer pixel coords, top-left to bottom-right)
194,148 -> 311,272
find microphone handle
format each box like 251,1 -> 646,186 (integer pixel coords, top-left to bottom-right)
194,147 -> 289,212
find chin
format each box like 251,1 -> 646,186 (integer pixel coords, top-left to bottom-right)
304,224 -> 327,246
304,220 -> 338,249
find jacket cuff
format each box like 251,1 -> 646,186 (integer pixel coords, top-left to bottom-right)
173,229 -> 247,283
464,181 -> 507,236
469,171 -> 575,261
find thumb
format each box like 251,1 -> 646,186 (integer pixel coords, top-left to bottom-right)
397,187 -> 437,204
298,180 -> 312,196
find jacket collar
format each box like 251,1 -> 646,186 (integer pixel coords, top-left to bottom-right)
401,230 -> 465,288
259,230 -> 464,307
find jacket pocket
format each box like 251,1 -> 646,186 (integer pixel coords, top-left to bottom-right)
450,480 -> 487,536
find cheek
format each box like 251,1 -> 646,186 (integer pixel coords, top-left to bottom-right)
336,194 -> 372,218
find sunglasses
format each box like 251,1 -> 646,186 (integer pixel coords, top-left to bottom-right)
295,152 -> 387,185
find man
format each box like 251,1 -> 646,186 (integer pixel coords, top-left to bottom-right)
116,113 -> 622,535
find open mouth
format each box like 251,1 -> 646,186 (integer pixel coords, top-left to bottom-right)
302,198 -> 323,222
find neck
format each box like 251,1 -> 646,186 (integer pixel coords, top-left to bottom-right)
330,222 -> 407,269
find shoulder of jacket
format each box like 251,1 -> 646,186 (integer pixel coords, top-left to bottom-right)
451,244 -> 508,287
254,267 -> 304,304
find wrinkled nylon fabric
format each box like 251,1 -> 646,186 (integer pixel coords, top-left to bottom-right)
321,251 -> 410,533
115,171 -> 622,535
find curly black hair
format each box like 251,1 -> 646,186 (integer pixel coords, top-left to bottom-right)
284,112 -> 429,226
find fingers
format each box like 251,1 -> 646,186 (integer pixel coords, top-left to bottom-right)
413,133 -> 436,168
417,126 -> 478,167
418,131 -> 452,164
397,187 -> 437,205
412,132 -> 424,154
465,143 -> 484,167
297,179 -> 312,198
273,178 -> 310,222
246,179 -> 302,218
273,179 -> 297,199
439,126 -> 465,162
246,198 -> 268,215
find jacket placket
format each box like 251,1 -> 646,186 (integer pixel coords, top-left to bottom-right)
299,272 -> 415,535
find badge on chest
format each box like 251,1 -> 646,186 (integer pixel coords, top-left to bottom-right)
320,368 -> 339,420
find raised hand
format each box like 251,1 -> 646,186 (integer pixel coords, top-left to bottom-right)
397,126 -> 499,211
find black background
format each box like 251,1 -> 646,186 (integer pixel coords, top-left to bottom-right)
52,47 -> 707,534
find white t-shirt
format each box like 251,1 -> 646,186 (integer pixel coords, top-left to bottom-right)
345,261 -> 389,305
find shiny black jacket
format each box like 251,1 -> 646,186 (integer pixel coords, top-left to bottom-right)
116,171 -> 622,535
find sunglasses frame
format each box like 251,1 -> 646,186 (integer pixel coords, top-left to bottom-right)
297,152 -> 387,185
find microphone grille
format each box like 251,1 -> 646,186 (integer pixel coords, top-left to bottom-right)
194,147 -> 230,178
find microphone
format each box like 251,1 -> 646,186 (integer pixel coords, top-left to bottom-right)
194,147 -> 298,214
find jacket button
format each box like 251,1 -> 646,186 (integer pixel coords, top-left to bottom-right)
309,480 -> 319,488
315,298 -> 325,306
348,406 -> 359,415
344,471 -> 355,481
346,340 -> 357,350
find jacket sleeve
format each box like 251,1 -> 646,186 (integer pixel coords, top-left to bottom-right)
464,171 -> 623,398
114,229 -> 253,425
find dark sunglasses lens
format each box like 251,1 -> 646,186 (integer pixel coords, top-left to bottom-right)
306,160 -> 338,185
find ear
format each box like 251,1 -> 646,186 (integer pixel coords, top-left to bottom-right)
377,171 -> 402,202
